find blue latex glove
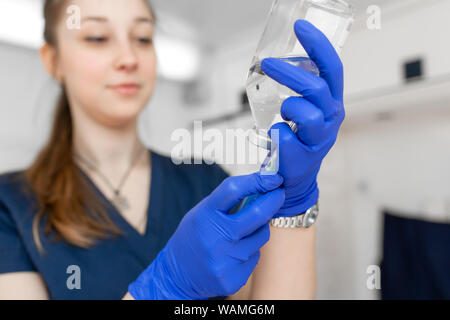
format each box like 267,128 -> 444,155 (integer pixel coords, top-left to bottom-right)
261,19 -> 346,217
128,173 -> 285,300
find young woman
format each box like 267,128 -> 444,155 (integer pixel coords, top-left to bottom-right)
0,0 -> 346,300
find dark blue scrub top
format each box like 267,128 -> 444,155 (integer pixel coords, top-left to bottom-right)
0,150 -> 229,300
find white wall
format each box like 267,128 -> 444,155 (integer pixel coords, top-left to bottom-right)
341,104 -> 450,299
343,0 -> 450,97
0,41 -> 59,173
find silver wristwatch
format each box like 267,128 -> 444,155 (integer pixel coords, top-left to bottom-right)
270,203 -> 319,228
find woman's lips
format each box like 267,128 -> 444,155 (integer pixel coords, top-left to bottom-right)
109,83 -> 141,96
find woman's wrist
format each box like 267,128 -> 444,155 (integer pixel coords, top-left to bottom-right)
275,178 -> 319,217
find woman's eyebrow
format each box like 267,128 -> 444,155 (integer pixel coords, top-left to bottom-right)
81,16 -> 154,24
135,17 -> 154,24
81,16 -> 108,24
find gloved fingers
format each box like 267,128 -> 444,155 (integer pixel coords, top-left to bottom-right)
240,251 -> 260,276
331,103 -> 346,127
261,57 -> 336,121
268,122 -> 299,156
208,173 -> 283,213
220,251 -> 261,296
280,96 -> 326,146
235,252 -> 261,285
227,224 -> 270,262
224,188 -> 285,240
293,19 -> 344,102
269,121 -> 339,159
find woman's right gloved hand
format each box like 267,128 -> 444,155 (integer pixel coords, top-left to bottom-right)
128,173 -> 285,300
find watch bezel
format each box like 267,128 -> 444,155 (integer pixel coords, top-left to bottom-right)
302,203 -> 319,228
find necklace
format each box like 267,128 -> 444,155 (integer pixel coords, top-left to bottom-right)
73,141 -> 145,212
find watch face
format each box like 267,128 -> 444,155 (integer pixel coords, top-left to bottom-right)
303,207 -> 319,228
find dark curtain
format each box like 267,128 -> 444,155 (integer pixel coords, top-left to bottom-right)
381,212 -> 450,300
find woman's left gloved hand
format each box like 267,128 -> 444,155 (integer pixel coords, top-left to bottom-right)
261,19 -> 346,217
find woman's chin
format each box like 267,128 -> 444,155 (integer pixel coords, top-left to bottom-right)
103,99 -> 146,118
98,111 -> 141,129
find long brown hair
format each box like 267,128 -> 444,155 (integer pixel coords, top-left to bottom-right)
25,0 -> 155,252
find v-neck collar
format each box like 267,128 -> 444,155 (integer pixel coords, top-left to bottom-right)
76,149 -> 160,239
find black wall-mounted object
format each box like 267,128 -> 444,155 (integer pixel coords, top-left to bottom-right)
403,58 -> 424,82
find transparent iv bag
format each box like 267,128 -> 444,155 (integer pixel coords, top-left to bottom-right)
246,0 -> 354,149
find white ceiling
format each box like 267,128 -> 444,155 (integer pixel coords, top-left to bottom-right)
151,0 -> 273,47
0,0 -> 407,52
151,0 -> 404,48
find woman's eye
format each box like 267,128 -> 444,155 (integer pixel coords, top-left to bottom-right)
85,37 -> 108,43
137,38 -> 153,45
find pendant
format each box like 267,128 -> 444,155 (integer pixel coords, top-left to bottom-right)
112,193 -> 130,211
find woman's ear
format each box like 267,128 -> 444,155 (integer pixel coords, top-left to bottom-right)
39,43 -> 62,83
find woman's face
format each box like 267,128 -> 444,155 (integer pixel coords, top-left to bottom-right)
52,0 -> 157,128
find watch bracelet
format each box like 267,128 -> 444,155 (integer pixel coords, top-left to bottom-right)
270,215 -> 303,228
270,203 -> 319,228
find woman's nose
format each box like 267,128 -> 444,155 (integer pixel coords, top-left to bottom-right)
114,41 -> 139,72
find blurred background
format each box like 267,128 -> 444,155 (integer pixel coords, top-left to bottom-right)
0,0 -> 449,299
